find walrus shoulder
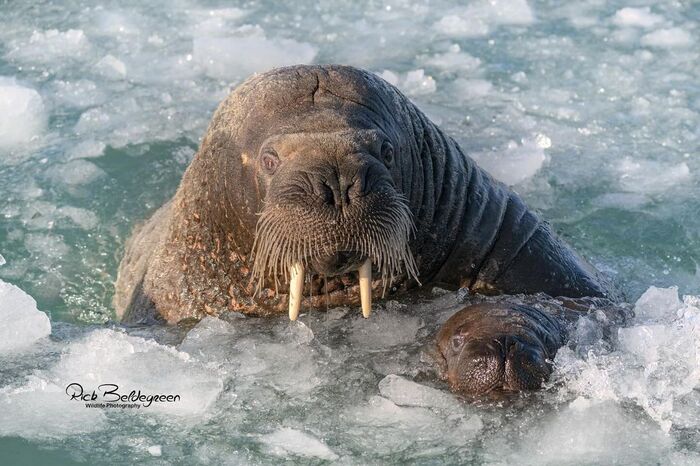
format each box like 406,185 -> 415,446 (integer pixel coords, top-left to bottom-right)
114,201 -> 172,324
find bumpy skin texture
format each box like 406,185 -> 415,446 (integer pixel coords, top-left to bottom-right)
115,65 -> 615,324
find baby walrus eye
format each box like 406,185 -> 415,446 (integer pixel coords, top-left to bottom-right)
451,334 -> 466,352
260,149 -> 280,174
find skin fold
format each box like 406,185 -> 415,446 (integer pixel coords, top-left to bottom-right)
115,64 -> 616,325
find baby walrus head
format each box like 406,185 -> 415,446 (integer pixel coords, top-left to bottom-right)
435,303 -> 566,396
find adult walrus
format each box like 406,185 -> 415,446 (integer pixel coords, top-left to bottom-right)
115,64 -> 614,327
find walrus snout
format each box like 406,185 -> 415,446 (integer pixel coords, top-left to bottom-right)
251,130 -> 419,319
436,303 -> 565,396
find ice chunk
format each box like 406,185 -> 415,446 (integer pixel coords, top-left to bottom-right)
346,395 -> 481,455
67,140 -> 106,160
634,286 -> 681,322
74,108 -> 112,135
591,192 -> 650,210
617,157 -> 690,193
434,0 -> 535,37
0,279 -> 51,353
193,25 -> 317,80
181,317 -> 321,394
0,376 -> 106,440
612,8 -> 663,28
50,329 -> 223,416
452,78 -> 493,99
6,29 -> 91,63
349,310 -> 422,351
423,45 -> 481,72
378,375 -> 461,410
641,28 -> 693,48
147,445 -> 162,457
95,54 -> 128,79
378,69 -> 436,96
553,287 -> 700,433
50,79 -> 106,109
259,428 -> 338,461
471,136 -> 548,185
434,15 -> 490,38
0,325 -> 223,436
48,160 -> 106,186
56,206 -> 99,230
497,401 -> 670,464
0,78 -> 46,150
0,252 -> 5,266
90,10 -> 142,38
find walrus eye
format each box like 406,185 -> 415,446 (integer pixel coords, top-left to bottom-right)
381,140 -> 394,167
451,334 -> 466,352
260,150 -> 280,174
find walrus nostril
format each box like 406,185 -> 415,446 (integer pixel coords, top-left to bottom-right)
317,172 -> 363,207
319,181 -> 335,206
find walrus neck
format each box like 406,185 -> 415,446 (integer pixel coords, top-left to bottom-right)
411,114 -> 540,292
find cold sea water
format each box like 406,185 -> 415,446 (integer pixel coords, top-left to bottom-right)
0,0 -> 699,464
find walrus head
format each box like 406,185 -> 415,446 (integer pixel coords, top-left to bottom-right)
190,65 -> 423,318
435,303 -> 566,395
251,129 -> 418,318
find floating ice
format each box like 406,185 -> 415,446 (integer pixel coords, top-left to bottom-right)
633,286 -> 681,321
147,445 -> 162,457
0,376 -> 106,440
452,78 -> 493,99
423,44 -> 481,72
0,78 -> 46,151
379,69 -> 436,96
617,157 -> 690,193
378,374 -> 461,410
0,252 -> 5,266
50,79 -> 106,109
641,28 -> 693,48
0,279 -> 51,353
6,29 -> 91,63
492,401 -> 671,464
347,395 -> 482,455
56,329 -> 223,416
181,317 -> 322,394
48,159 -> 107,186
552,287 -> 700,433
434,0 -> 535,37
95,54 -> 128,79
349,310 -> 422,350
259,428 -> 339,461
434,14 -> 490,38
471,136 -> 549,185
612,8 -> 664,28
67,140 -> 106,160
0,328 -> 224,437
193,25 -> 317,80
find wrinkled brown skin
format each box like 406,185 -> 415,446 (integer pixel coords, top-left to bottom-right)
114,64 -> 617,326
435,298 -> 630,396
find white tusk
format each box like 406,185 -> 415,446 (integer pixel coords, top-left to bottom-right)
289,262 -> 304,321
359,259 -> 372,318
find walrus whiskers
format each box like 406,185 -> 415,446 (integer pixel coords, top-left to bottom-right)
251,194 -> 419,319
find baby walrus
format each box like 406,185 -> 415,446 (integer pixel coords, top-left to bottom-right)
434,297 -> 630,396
